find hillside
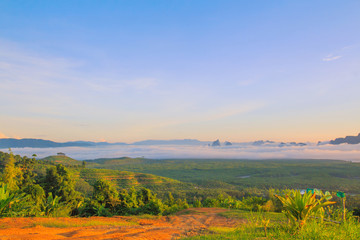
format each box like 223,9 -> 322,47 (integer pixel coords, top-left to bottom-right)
35,155 -> 194,198
41,155 -> 84,166
88,157 -> 148,167
79,168 -> 194,196
84,157 -> 360,194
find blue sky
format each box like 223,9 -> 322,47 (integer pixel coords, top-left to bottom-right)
0,0 -> 360,142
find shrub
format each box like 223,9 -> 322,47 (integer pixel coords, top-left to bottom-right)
276,190 -> 335,228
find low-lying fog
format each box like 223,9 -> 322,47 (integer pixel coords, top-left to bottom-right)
2,143 -> 360,162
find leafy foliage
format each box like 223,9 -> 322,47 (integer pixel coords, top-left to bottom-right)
0,184 -> 26,217
276,190 -> 335,228
0,150 -> 358,227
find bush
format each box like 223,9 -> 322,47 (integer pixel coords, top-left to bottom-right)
79,199 -> 111,217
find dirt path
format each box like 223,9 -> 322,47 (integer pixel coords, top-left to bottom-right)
0,208 -> 243,240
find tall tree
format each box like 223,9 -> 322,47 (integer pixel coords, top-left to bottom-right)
1,152 -> 21,191
43,164 -> 80,203
92,179 -> 118,206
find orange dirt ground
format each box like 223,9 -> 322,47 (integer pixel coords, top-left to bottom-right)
0,208 -> 244,240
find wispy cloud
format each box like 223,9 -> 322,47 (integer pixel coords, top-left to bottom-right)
322,44 -> 360,62
322,55 -> 342,62
0,39 -> 162,122
0,39 -> 159,97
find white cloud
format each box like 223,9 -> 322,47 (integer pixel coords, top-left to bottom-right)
322,55 -> 342,62
321,44 -> 360,62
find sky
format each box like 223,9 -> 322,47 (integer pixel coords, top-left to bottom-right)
0,0 -> 360,143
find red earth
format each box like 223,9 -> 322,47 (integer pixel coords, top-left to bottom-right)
0,208 -> 244,240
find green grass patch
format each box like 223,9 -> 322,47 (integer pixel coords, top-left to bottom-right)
183,213 -> 360,240
208,226 -> 237,234
218,210 -> 286,222
32,219 -> 138,228
132,214 -> 162,220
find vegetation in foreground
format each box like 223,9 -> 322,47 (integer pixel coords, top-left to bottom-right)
1,150 -> 360,239
0,151 -> 190,217
183,210 -> 360,240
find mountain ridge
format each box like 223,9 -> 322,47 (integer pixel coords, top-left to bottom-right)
0,138 -> 209,148
329,133 -> 360,145
0,138 -> 126,148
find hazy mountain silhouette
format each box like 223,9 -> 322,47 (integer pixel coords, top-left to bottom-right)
132,139 -> 208,145
0,138 -> 126,148
0,138 -> 210,148
330,133 -> 360,145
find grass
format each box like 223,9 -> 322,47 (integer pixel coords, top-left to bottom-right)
0,223 -> 7,229
183,211 -> 360,240
29,218 -> 138,228
176,209 -> 210,215
132,214 -> 162,220
218,209 -> 286,222
208,226 -> 237,234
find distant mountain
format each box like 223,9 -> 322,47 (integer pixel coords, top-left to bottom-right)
317,141 -> 330,146
0,138 -> 209,148
252,140 -> 306,147
253,140 -> 275,146
211,139 -> 221,147
330,133 -> 360,145
132,139 -> 207,145
0,138 -> 126,148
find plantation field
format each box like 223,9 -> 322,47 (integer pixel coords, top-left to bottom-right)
79,168 -> 195,197
86,158 -> 360,194
37,155 -> 196,198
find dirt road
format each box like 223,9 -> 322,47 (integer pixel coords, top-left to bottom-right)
0,208 -> 243,240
